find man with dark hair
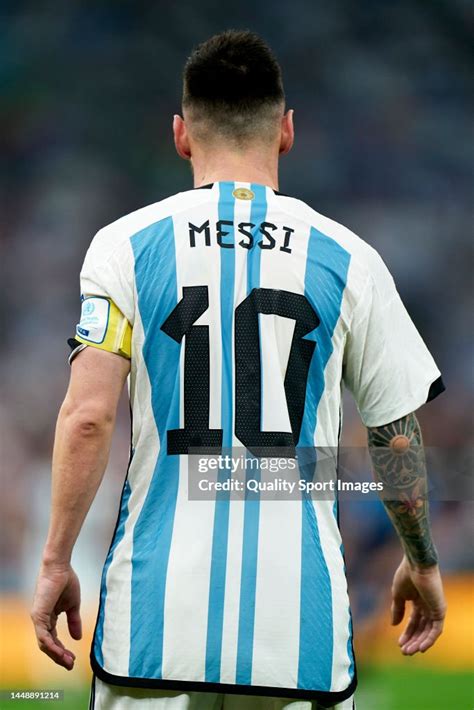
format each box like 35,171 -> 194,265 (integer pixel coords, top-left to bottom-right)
32,30 -> 446,710
182,30 -> 285,145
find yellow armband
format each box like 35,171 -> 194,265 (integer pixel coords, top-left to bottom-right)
74,295 -> 132,359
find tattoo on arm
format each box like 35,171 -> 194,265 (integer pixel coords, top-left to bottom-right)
367,412 -> 438,568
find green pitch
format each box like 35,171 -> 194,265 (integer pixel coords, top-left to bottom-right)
3,668 -> 473,709
357,666 -> 474,710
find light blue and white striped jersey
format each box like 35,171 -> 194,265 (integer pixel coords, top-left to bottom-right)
77,182 -> 441,703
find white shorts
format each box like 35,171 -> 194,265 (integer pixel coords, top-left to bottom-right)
90,677 -> 356,710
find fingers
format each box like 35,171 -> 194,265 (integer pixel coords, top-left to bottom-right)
391,595 -> 405,626
34,625 -> 76,670
418,618 -> 444,653
66,606 -> 83,641
50,625 -> 76,661
400,615 -> 444,655
391,560 -> 446,656
398,608 -> 422,648
31,611 -> 76,670
31,567 -> 82,670
401,614 -> 427,655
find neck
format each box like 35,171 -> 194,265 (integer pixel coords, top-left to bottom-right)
191,147 -> 279,190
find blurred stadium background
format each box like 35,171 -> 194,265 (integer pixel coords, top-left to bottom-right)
1,1 -> 473,708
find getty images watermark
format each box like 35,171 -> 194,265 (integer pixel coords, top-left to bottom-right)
187,447 -> 473,501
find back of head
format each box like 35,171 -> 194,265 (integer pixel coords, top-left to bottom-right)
182,30 -> 285,146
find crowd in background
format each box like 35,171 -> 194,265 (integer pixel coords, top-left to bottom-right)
1,1 -> 473,624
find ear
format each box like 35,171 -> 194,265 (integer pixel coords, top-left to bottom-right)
173,114 -> 192,160
279,109 -> 294,156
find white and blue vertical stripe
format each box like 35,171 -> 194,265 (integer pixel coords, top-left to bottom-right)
236,184 -> 267,685
92,183 -> 355,699
205,182 -> 236,682
297,228 -> 351,691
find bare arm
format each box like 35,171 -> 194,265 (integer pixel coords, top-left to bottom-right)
31,347 -> 130,669
367,412 -> 446,655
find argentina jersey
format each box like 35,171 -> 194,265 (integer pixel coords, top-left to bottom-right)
75,182 -> 442,704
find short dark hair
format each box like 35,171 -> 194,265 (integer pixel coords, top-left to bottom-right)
182,30 -> 285,143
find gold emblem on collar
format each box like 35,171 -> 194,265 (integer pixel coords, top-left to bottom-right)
232,187 -> 255,200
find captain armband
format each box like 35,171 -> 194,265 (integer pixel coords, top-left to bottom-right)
68,295 -> 132,364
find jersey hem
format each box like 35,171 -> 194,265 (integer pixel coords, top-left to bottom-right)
90,652 -> 357,705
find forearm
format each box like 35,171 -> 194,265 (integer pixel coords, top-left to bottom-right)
42,402 -> 115,566
367,412 -> 438,568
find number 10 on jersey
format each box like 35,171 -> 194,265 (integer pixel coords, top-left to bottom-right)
161,286 -> 320,456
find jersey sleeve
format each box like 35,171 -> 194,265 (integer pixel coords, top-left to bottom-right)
69,228 -> 134,363
343,250 -> 444,427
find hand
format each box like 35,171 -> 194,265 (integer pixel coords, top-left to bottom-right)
391,556 -> 446,655
31,562 -> 82,670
